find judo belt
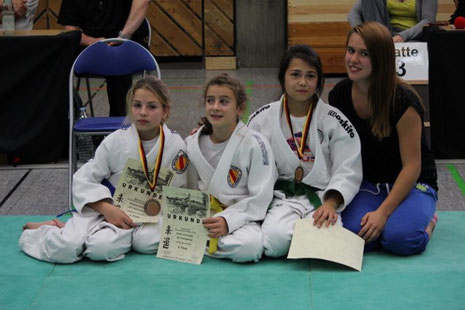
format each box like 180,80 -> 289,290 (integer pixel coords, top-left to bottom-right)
274,180 -> 322,209
208,195 -> 226,254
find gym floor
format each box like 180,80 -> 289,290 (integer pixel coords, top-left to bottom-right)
1,67 -> 464,309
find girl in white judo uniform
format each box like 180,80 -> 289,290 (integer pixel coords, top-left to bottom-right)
19,76 -> 188,263
247,45 -> 363,258
186,73 -> 276,263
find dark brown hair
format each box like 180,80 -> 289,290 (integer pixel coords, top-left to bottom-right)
199,73 -> 247,135
278,44 -> 325,104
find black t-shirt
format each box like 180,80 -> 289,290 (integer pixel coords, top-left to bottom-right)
58,0 -> 147,43
329,78 -> 438,191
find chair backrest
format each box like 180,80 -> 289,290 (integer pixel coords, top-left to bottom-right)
68,38 -> 161,123
73,38 -> 159,77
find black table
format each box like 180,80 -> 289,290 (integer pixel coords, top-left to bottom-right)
0,30 -> 81,164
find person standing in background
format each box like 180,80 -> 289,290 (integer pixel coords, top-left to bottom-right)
0,0 -> 38,30
58,0 -> 150,116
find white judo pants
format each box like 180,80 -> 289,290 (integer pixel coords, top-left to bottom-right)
19,207 -> 163,263
262,193 -> 342,258
209,222 -> 263,263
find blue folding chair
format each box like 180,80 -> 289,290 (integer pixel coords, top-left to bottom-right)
76,18 -> 153,116
68,38 -> 160,210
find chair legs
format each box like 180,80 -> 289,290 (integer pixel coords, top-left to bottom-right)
68,131 -> 78,210
76,77 -> 95,117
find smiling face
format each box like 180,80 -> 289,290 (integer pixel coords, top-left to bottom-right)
284,57 -> 318,107
345,32 -> 373,85
131,87 -> 169,140
205,84 -> 244,135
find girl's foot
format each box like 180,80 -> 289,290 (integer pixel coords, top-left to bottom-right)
425,213 -> 438,239
22,219 -> 65,230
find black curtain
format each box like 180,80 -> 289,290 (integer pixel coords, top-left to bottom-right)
427,28 -> 465,159
0,30 -> 81,163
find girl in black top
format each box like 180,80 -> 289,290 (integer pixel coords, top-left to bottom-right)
329,22 -> 438,256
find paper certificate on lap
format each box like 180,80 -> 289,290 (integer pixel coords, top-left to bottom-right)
287,219 -> 364,271
157,187 -> 209,265
113,158 -> 173,223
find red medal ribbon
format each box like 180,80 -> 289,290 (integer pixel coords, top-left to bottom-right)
282,95 -> 315,160
138,124 -> 165,191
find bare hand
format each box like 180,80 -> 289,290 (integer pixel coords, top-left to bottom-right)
189,127 -> 199,135
89,201 -> 136,229
11,0 -> 27,18
358,210 -> 387,242
102,205 -> 136,229
81,34 -> 105,46
393,35 -> 404,43
312,202 -> 338,228
203,216 -> 228,238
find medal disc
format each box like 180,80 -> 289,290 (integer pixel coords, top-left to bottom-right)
144,199 -> 161,216
295,166 -> 304,183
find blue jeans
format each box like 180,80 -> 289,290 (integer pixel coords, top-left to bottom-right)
342,180 -> 438,256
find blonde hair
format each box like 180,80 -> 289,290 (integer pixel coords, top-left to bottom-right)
125,75 -> 171,123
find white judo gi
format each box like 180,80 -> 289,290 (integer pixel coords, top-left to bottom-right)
248,97 -> 362,257
185,121 -> 277,263
19,124 -> 188,263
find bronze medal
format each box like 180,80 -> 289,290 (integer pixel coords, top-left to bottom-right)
138,124 -> 165,192
283,95 -> 315,184
144,199 -> 161,216
295,166 -> 304,183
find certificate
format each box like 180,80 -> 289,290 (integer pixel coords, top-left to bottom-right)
113,158 -> 173,223
157,187 -> 210,265
287,219 -> 365,271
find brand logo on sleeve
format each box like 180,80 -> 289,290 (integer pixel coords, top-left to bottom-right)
327,110 -> 356,138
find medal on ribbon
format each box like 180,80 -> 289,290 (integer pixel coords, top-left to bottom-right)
283,95 -> 315,183
138,124 -> 165,191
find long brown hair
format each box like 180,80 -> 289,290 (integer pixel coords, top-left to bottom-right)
199,73 -> 247,135
348,22 -> 421,139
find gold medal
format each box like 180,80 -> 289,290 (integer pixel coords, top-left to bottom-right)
295,166 -> 304,183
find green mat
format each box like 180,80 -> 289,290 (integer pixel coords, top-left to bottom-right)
1,212 -> 464,310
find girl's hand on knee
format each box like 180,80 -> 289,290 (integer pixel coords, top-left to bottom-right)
359,210 -> 387,242
203,216 -> 228,238
312,203 -> 338,228
89,200 -> 136,229
103,205 -> 136,229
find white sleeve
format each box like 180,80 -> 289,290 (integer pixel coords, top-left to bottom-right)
72,137 -> 115,213
218,134 -> 277,233
323,116 -> 362,211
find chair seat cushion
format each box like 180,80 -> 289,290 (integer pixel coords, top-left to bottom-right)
74,117 -> 128,132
